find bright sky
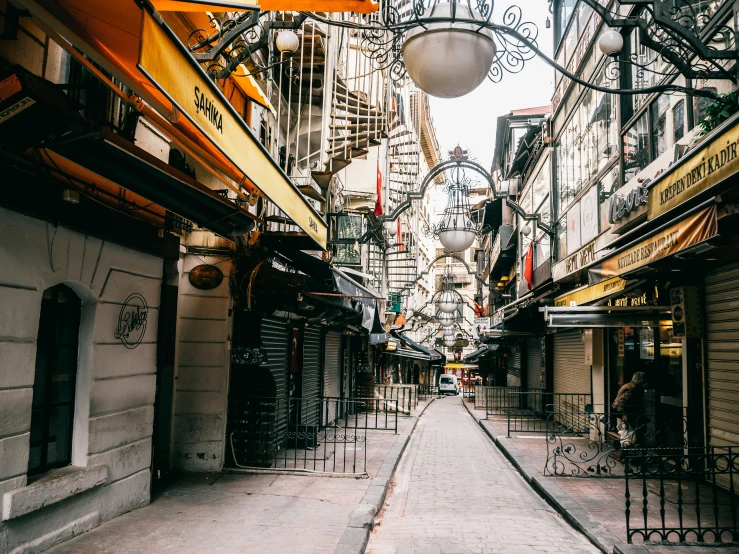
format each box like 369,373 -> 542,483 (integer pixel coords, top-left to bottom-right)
429,1 -> 555,172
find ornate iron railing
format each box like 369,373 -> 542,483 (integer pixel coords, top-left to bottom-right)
625,447 -> 739,544
507,392 -> 591,436
227,396 -> 368,475
546,407 -> 689,478
323,396 -> 399,433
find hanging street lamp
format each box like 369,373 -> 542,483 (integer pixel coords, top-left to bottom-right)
423,146 -> 484,253
443,336 -> 456,347
438,312 -> 455,327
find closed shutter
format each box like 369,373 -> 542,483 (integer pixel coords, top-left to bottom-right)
553,331 -> 590,395
527,337 -> 543,391
705,264 -> 739,449
324,331 -> 342,423
507,345 -> 521,387
302,326 -> 322,426
260,316 -> 290,443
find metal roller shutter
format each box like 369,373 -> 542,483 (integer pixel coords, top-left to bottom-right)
507,345 -> 521,387
527,337 -> 544,391
553,331 -> 590,395
302,326 -> 322,426
260,316 -> 290,447
324,331 -> 342,423
705,263 -> 739,449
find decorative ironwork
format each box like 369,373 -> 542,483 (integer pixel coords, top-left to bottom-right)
624,446 -> 739,544
300,0 -> 736,102
114,293 -> 149,349
545,406 -> 689,478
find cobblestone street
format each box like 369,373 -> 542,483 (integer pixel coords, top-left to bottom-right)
366,397 -> 599,554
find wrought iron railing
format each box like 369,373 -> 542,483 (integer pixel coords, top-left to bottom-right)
374,384 -> 418,414
418,385 -> 440,399
323,396 -> 399,433
507,392 -> 591,436
228,396 -> 368,475
481,386 -> 522,416
625,447 -> 739,544
545,407 -> 689,478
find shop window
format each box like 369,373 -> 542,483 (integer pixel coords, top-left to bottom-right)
623,112 -> 650,183
29,284 -> 81,477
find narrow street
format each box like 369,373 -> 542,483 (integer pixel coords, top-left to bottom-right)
366,397 -> 599,554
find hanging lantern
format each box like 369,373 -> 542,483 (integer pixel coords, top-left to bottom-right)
402,3 -> 497,98
438,312 -> 455,327
424,158 -> 481,253
443,336 -> 455,347
443,326 -> 455,336
438,290 -> 460,313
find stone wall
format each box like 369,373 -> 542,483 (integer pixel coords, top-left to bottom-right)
0,208 -> 162,553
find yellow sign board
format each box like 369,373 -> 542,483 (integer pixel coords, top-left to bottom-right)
648,118 -> 739,219
138,10 -> 327,248
598,205 -> 717,279
554,277 -> 627,307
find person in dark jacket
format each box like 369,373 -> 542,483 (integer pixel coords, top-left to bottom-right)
612,372 -> 647,447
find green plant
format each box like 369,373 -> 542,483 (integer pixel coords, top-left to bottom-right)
697,91 -> 739,137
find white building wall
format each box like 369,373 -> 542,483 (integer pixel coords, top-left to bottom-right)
171,249 -> 232,472
0,208 -> 162,553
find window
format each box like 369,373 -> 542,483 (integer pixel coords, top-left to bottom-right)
29,284 -> 81,477
651,94 -> 670,159
673,100 -> 685,143
623,112 -> 649,183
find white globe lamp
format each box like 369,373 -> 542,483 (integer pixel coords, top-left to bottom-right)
401,3 -> 497,98
443,336 -> 456,347
443,326 -> 455,336
276,31 -> 300,54
439,227 -> 476,252
384,221 -> 398,237
439,312 -> 455,327
598,30 -> 623,57
438,290 -> 460,313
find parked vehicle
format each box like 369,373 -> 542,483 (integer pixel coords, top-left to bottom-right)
439,375 -> 458,395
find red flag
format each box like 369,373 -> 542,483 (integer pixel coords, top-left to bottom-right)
523,243 -> 534,291
374,161 -> 383,217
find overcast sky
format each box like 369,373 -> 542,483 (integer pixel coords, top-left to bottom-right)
428,1 -> 554,171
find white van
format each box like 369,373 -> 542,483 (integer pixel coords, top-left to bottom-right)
439,375 -> 458,396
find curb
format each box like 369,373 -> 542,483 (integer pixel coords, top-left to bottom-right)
333,397 -> 437,554
462,400 -> 649,554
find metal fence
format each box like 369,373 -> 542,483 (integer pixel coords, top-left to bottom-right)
374,384 -> 418,414
418,385 -> 440,399
462,382 -> 476,400
545,407 -> 689,477
507,392 -> 591,436
625,447 -> 739,544
324,396 -> 399,433
479,386 -> 522,416
228,396 -> 369,475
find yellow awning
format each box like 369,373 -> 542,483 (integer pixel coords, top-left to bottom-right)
20,0 -> 327,248
153,0 -> 378,13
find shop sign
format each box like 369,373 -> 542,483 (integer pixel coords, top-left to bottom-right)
648,117 -> 739,219
606,289 -> 656,307
189,264 -> 224,290
138,11 -> 327,248
114,293 -> 149,349
552,239 -> 599,282
473,317 -> 490,339
596,205 -> 717,279
554,277 -> 627,307
609,185 -> 649,224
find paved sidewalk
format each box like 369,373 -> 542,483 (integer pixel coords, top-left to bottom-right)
366,396 -> 599,554
462,399 -> 739,554
45,399 -> 434,554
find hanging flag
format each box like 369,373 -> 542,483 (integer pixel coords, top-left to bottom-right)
374,160 -> 383,217
523,243 -> 534,291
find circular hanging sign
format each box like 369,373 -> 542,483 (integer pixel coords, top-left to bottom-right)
189,264 -> 224,290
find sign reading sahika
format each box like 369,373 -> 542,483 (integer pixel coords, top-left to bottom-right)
137,10 -> 327,248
